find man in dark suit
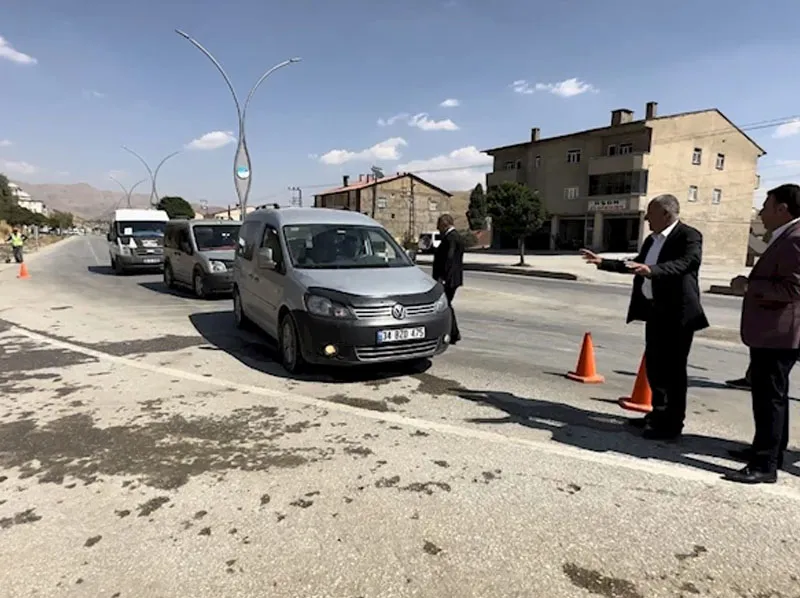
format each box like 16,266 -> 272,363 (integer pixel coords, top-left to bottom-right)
432,214 -> 464,345
581,194 -> 709,440
725,183 -> 800,484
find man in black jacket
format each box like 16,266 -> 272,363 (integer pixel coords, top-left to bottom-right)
432,214 -> 464,345
581,194 -> 709,440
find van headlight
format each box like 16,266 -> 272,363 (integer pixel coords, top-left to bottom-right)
209,260 -> 227,273
433,292 -> 449,312
305,294 -> 354,319
120,246 -> 132,256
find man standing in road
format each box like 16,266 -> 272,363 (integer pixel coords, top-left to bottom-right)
580,194 -> 709,440
725,183 -> 800,484
6,227 -> 26,263
432,214 -> 464,346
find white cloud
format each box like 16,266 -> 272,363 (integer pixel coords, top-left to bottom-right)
775,159 -> 800,169
773,119 -> 800,139
408,113 -> 459,131
1,160 -> 37,176
0,36 -> 37,65
398,146 -> 492,190
186,131 -> 236,150
83,89 -> 106,99
440,98 -> 460,108
511,80 -> 534,95
512,77 -> 597,97
319,137 -> 407,165
378,112 -> 459,131
377,113 -> 409,127
0,139 -> 11,147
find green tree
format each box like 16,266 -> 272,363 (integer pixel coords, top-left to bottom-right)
0,173 -> 41,226
48,210 -> 74,230
157,196 -> 195,219
466,183 -> 488,230
486,182 -> 546,266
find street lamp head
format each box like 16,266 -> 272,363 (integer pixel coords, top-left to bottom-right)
175,29 -> 191,40
289,57 -> 302,63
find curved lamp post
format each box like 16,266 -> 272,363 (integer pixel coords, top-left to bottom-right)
121,146 -> 181,207
175,29 -> 300,220
109,175 -> 147,208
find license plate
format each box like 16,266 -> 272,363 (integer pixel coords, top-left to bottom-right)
377,327 -> 425,344
143,258 -> 160,264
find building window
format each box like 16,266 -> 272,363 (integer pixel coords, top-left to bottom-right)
692,148 -> 702,165
567,149 -> 581,164
504,161 -> 515,170
619,143 -> 632,155
715,153 -> 725,170
588,170 -> 649,196
688,185 -> 698,202
712,188 -> 722,204
755,174 -> 761,189
564,186 -> 580,200
376,197 -> 387,209
607,145 -> 617,156
515,159 -> 522,169
428,200 -> 438,211
534,155 -> 541,168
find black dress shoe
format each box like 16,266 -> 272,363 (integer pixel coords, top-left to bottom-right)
723,466 -> 777,484
626,417 -> 650,429
642,425 -> 682,441
728,448 -> 783,469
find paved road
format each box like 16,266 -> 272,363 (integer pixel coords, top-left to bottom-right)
0,236 -> 798,598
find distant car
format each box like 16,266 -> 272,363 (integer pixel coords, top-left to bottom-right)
233,207 -> 452,373
163,219 -> 241,298
417,230 -> 441,254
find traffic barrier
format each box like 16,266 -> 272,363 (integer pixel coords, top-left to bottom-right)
565,332 -> 605,384
17,262 -> 29,279
618,354 -> 652,413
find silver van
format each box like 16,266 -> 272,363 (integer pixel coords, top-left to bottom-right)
163,219 -> 241,298
233,207 -> 452,373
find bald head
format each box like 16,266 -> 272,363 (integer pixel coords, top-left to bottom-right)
646,194 -> 680,233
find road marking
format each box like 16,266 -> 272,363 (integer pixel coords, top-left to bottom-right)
8,324 -> 800,501
85,237 -> 102,265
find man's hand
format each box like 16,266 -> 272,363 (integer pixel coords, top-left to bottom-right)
579,249 -> 602,265
625,262 -> 652,277
731,275 -> 748,293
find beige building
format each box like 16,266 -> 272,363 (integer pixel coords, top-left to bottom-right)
313,173 -> 459,245
8,182 -> 48,216
484,102 -> 765,265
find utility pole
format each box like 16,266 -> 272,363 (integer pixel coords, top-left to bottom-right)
409,175 -> 416,243
288,186 -> 303,207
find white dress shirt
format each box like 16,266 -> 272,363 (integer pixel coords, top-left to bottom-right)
641,219 -> 679,300
766,216 -> 800,248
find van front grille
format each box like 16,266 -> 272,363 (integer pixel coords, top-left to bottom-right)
354,339 -> 440,362
352,303 -> 436,319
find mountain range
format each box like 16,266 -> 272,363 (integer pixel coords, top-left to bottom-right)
10,181 -> 225,220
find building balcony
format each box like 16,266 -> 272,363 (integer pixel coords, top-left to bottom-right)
588,151 -> 650,176
486,169 -> 526,187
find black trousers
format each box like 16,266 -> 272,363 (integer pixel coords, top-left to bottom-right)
444,286 -> 461,343
643,319 -> 695,431
12,246 -> 23,263
748,347 -> 797,471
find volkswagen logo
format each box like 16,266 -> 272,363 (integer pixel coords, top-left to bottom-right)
391,304 -> 406,320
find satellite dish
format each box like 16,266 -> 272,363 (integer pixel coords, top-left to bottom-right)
370,166 -> 384,179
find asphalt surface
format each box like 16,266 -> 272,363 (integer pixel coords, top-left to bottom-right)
0,235 -> 798,598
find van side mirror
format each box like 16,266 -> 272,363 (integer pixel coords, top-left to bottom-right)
257,247 -> 276,269
106,232 -> 112,242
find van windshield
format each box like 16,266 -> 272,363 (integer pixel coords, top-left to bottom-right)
193,224 -> 240,251
116,221 -> 166,237
282,224 -> 413,269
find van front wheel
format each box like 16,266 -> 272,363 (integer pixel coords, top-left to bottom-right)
279,314 -> 305,375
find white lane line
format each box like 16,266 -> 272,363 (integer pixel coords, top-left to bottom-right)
8,324 -> 800,502
84,237 -> 102,265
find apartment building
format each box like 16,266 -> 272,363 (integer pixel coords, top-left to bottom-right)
313,172 -> 458,244
483,102 -> 765,265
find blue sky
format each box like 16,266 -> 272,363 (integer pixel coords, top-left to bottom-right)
1,0 -> 800,208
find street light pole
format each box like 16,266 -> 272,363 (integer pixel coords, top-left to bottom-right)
175,29 -> 300,221
109,175 -> 148,208
121,146 -> 180,208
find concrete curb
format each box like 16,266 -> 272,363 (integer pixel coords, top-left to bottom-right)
459,263 -> 579,281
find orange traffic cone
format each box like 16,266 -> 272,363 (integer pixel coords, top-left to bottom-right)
566,332 -> 605,384
618,354 -> 652,413
17,262 -> 30,279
